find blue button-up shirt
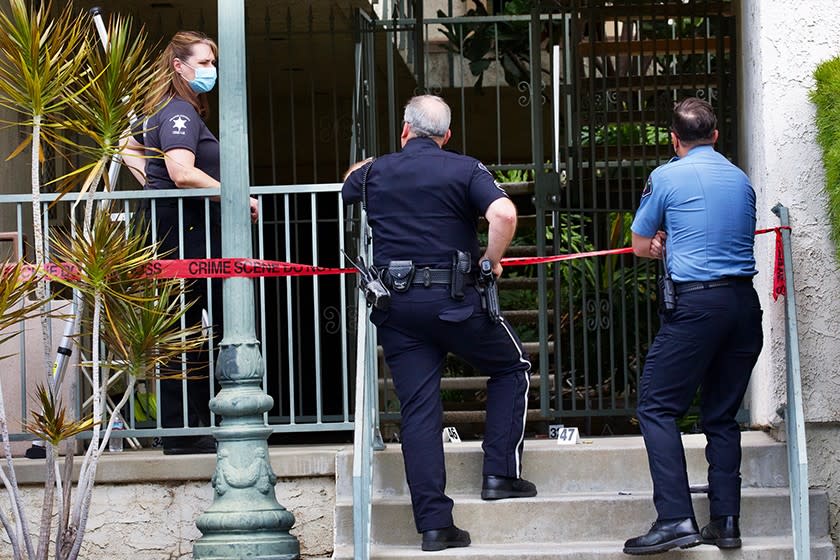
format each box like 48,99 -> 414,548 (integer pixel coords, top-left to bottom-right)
631,145 -> 757,282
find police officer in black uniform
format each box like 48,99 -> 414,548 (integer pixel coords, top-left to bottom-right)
623,98 -> 764,555
124,31 -> 258,455
342,95 -> 537,552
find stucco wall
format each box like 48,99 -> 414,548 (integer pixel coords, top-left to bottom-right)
739,0 -> 840,425
0,477 -> 335,559
739,0 -> 840,552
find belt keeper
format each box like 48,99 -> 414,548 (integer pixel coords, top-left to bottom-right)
422,268 -> 431,287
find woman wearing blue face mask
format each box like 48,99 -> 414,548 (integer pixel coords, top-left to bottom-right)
124,31 -> 258,455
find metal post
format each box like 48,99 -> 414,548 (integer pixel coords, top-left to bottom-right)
192,1 -> 299,558
771,203 -> 810,560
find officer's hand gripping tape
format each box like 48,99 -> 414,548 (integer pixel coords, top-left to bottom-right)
341,251 -> 391,311
478,258 -> 502,324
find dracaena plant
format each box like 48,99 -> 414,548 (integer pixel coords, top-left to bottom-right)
0,260 -> 56,560
47,208 -> 205,560
0,3 -> 188,560
0,0 -> 87,390
58,12 -> 159,231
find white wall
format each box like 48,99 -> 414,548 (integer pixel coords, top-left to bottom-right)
739,0 -> 840,426
740,2 -> 840,548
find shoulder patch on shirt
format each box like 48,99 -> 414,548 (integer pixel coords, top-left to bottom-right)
477,162 -> 493,178
477,161 -> 506,194
641,176 -> 652,198
169,114 -> 191,136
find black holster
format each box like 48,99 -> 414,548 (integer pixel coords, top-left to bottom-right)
450,250 -> 471,300
657,275 -> 677,314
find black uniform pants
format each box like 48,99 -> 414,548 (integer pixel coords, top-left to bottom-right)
144,199 -> 222,430
636,280 -> 763,521
371,285 -> 531,533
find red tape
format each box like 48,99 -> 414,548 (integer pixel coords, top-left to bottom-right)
147,259 -> 353,279
8,227 -> 792,301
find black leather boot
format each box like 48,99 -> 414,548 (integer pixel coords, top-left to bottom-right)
421,525 -> 470,552
480,475 -> 538,500
701,515 -> 741,549
623,518 -> 701,555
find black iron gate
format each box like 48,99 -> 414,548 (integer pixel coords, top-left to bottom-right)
353,0 -> 737,431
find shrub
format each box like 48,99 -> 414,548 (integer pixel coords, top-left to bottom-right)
811,56 -> 840,258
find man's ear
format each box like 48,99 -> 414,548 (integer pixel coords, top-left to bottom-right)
441,129 -> 452,146
400,122 -> 411,147
711,129 -> 719,143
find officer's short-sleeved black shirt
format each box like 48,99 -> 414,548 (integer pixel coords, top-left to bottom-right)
342,137 -> 508,267
137,96 -> 220,190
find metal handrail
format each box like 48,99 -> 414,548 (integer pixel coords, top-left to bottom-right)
350,205 -> 380,560
772,203 -> 810,560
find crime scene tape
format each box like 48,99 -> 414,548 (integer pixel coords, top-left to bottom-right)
8,227 -> 790,298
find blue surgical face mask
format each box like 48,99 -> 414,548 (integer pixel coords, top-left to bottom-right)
181,60 -> 217,94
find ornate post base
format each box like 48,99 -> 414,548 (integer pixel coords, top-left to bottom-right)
192,342 -> 300,560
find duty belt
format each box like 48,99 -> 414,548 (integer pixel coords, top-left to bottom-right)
378,267 -> 475,288
674,277 -> 752,295
412,267 -> 452,287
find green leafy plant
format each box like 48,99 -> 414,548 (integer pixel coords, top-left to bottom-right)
811,56 -> 840,258
437,0 -> 535,90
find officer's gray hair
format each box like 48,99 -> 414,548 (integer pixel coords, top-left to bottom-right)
403,95 -> 450,139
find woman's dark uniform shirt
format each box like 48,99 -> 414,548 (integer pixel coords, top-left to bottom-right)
342,137 -> 508,267
137,97 -> 220,190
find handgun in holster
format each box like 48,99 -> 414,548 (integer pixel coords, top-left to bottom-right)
450,250 -> 471,300
478,258 -> 502,324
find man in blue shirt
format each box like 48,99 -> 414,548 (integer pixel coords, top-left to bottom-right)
624,98 -> 763,555
343,95 -> 536,552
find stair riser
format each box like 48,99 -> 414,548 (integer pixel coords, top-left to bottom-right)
332,541 -> 838,560
334,491 -> 830,546
335,440 -> 789,498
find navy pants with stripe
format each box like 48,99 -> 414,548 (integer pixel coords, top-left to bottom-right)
371,284 -> 531,533
636,281 -> 763,521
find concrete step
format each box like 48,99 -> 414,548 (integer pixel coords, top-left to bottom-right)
334,489 -> 830,546
333,537 -> 837,559
336,434 -> 789,499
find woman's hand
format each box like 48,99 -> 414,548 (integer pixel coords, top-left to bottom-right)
250,196 -> 260,224
249,197 -> 259,223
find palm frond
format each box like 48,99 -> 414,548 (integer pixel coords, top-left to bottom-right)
22,383 -> 95,445
0,259 -> 56,345
60,13 -> 160,166
0,0 -> 88,121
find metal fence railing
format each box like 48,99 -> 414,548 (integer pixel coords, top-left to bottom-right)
0,184 -> 358,446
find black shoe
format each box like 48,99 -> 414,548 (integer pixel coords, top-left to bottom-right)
162,435 -> 216,455
623,518 -> 701,555
421,525 -> 471,552
481,475 -> 538,500
701,516 -> 741,549
24,444 -> 47,459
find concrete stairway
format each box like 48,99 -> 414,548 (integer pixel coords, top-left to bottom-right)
333,431 -> 836,559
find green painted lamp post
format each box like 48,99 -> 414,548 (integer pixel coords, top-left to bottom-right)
192,1 -> 299,558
